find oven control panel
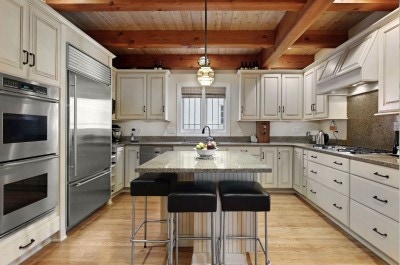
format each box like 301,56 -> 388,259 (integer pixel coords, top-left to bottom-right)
3,77 -> 47,95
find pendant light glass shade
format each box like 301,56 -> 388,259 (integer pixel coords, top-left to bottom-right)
197,0 -> 214,86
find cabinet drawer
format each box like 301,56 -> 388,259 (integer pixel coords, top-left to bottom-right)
308,161 -> 349,196
350,160 -> 398,188
0,215 -> 59,264
306,178 -> 349,225
228,147 -> 260,157
350,175 -> 399,221
350,200 -> 399,262
308,151 -> 349,172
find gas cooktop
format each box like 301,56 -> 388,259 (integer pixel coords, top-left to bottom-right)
313,145 -> 393,155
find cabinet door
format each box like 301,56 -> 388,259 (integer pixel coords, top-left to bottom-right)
281,74 -> 303,120
303,69 -> 314,119
115,147 -> 125,192
278,147 -> 293,188
124,146 -> 140,187
316,51 -> 344,84
29,5 -> 61,86
260,74 -> 280,120
313,94 -> 328,119
0,0 -> 27,77
260,147 -> 278,188
378,19 -> 399,113
293,148 -> 303,193
116,74 -> 147,119
147,73 -> 166,120
240,74 -> 260,120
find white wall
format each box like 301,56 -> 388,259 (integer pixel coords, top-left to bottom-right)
114,70 -> 346,139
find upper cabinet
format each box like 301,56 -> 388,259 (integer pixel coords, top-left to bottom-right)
116,70 -> 169,120
260,74 -> 303,120
239,71 -> 303,121
304,68 -> 328,120
378,18 -> 399,113
0,0 -> 61,86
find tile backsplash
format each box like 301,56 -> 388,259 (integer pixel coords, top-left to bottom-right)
347,91 -> 397,151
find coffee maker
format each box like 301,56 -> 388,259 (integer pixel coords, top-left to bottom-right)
112,125 -> 122,142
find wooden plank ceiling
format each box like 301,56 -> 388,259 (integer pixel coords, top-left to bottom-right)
47,0 -> 398,70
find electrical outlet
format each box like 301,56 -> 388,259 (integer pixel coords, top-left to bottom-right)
293,127 -> 301,133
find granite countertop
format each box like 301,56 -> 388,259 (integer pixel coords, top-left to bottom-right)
114,140 -> 399,169
135,150 -> 273,173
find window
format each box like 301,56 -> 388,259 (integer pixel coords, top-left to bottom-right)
178,84 -> 229,135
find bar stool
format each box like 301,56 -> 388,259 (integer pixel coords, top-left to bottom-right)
130,172 -> 177,265
168,181 -> 217,265
218,181 -> 271,265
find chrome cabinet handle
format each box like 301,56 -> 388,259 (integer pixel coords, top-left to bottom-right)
373,195 -> 388,203
373,172 -> 389,179
333,179 -> 342,185
162,105 -> 165,112
333,203 -> 342,210
311,155 -> 317,158
19,239 -> 35,249
310,170 -> 317,174
241,106 -> 243,113
262,152 -> 264,159
278,106 -> 281,113
373,228 -> 387,237
282,106 -> 285,113
143,106 -> 146,112
309,189 -> 316,194
333,161 -> 343,165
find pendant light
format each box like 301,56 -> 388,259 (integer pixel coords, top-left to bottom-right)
197,0 -> 215,86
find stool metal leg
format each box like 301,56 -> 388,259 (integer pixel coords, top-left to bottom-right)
222,212 -> 226,265
265,212 -> 269,265
144,196 -> 148,248
131,197 -> 136,265
175,213 -> 179,265
254,212 -> 258,265
211,212 -> 215,265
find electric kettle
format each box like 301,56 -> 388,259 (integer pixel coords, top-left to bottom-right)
316,130 -> 329,145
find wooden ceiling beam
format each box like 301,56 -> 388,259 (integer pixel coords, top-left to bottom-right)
87,30 -> 276,48
112,54 -> 312,70
46,0 -> 398,12
261,0 -> 334,68
86,30 -> 347,49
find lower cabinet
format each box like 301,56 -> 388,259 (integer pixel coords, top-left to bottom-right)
0,213 -> 59,265
350,200 -> 399,262
260,147 -> 292,188
293,148 -> 303,193
111,146 -> 124,196
124,146 -> 140,187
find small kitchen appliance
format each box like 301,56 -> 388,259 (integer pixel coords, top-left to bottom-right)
393,130 -> 399,156
306,130 -> 319,144
316,130 -> 329,145
112,125 -> 122,142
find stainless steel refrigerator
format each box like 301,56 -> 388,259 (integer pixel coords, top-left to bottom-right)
66,45 -> 112,230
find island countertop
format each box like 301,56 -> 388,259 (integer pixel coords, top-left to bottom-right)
135,150 -> 273,173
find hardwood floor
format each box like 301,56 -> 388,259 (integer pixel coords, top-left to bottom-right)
22,193 -> 387,265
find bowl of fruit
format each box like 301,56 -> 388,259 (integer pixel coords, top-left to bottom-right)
194,141 -> 217,157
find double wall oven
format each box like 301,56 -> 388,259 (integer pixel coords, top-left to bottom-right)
0,73 -> 59,238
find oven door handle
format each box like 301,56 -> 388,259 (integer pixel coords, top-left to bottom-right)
0,90 -> 58,103
73,170 -> 110,187
0,154 -> 58,167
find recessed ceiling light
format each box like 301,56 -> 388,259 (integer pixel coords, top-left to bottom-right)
127,47 -> 134,50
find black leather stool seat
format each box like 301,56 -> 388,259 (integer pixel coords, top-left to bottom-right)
130,172 -> 177,197
219,181 -> 270,212
168,181 -> 217,213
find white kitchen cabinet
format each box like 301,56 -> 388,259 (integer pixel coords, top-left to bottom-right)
0,0 -> 60,86
124,146 -> 140,187
378,18 -> 399,113
315,51 -> 345,84
260,147 -> 292,188
261,74 -> 303,120
239,73 -> 260,120
293,147 -> 303,193
111,147 -> 124,196
116,71 -> 169,120
303,68 -> 328,120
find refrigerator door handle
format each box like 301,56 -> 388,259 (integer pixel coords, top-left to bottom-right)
73,75 -> 78,177
73,170 -> 111,187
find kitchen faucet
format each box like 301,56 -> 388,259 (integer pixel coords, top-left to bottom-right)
202,126 -> 214,141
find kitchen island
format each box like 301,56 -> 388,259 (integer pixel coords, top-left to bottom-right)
136,150 -> 272,265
